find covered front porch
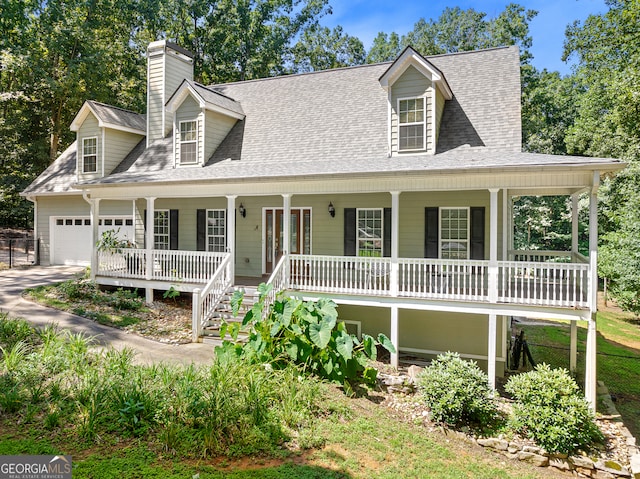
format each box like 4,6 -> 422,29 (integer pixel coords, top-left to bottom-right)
84,168 -> 602,408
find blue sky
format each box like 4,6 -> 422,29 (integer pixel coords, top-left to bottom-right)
321,0 -> 608,74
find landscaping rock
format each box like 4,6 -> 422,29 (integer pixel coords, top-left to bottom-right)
517,451 -> 549,467
477,438 -> 509,451
407,365 -> 423,383
595,460 -> 631,477
571,455 -> 596,469
630,454 -> 640,479
549,457 -> 572,471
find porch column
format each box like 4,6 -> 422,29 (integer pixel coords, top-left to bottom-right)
390,306 -> 399,369
132,200 -> 137,247
390,191 -> 400,296
502,190 -> 508,260
145,197 -> 155,304
585,172 -> 599,410
488,313 -> 497,390
570,194 -> 579,373
226,195 -> 237,281
90,198 -> 100,280
570,321 -> 578,373
571,194 -> 580,258
488,189 -> 499,303
282,194 -> 291,284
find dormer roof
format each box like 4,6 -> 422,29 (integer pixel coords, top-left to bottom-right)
70,100 -> 146,134
165,79 -> 245,119
379,46 -> 453,100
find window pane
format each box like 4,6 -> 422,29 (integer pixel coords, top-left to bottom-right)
440,208 -> 469,259
206,210 -> 226,252
399,125 -> 424,150
154,211 -> 169,250
357,209 -> 383,257
181,142 -> 197,164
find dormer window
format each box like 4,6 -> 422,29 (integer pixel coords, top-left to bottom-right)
398,98 -> 425,151
179,120 -> 198,165
82,137 -> 98,173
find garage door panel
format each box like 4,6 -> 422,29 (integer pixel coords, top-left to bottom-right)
51,216 -> 134,266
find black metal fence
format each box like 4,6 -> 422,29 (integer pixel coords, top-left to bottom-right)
0,238 -> 39,268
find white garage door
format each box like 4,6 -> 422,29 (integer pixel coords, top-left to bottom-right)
51,217 -> 135,266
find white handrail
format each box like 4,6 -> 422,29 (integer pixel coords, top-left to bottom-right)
191,253 -> 233,341
263,254 -> 288,317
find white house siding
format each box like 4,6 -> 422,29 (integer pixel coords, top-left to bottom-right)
338,304 -> 507,376
174,95 -> 203,165
36,195 -> 132,265
103,129 -> 144,175
76,113 -> 102,182
390,65 -> 434,154
204,110 -> 237,161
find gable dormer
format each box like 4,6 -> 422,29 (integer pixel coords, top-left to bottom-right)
166,80 -> 244,167
379,47 -> 452,155
70,101 -> 145,181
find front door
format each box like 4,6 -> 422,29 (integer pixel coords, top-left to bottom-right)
264,208 -> 311,274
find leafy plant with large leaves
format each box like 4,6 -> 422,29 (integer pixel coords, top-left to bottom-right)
217,283 -> 395,394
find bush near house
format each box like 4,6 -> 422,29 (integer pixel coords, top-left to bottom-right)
505,364 -> 604,454
416,352 -> 498,429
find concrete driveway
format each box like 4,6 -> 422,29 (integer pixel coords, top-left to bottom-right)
0,265 -> 216,365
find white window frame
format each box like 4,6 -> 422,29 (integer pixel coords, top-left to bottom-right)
82,137 -> 98,173
206,209 -> 226,252
357,208 -> 383,257
154,210 -> 170,250
179,120 -> 198,165
439,207 -> 469,260
397,96 -> 426,152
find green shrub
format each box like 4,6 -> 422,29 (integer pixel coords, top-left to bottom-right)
416,352 -> 498,428
0,315 -> 34,348
108,288 -> 143,311
505,364 -> 604,454
57,280 -> 98,301
219,284 -> 395,394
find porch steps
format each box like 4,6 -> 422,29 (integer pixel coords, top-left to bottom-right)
201,285 -> 259,343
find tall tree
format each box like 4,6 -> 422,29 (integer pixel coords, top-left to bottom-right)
562,0 -> 640,312
289,25 -> 365,73
366,32 -> 401,63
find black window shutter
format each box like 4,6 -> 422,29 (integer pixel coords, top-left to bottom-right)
344,208 -> 356,256
170,209 -> 179,250
470,207 -> 485,260
383,207 -> 391,257
143,209 -> 147,248
197,209 -> 206,251
424,207 -> 439,258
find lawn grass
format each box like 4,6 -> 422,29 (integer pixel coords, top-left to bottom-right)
516,307 -> 640,439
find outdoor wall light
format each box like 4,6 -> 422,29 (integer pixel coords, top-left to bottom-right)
328,202 -> 335,217
239,203 -> 246,218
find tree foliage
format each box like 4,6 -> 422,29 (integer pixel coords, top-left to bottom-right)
289,25 -> 365,73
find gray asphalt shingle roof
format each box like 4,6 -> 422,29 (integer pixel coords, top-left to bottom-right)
22,142 -> 77,196
22,46 -> 624,195
86,101 -> 146,132
170,80 -> 245,117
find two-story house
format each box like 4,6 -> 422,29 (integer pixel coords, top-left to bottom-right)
22,41 -> 624,407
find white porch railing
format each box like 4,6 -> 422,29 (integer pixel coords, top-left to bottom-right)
286,254 -> 590,309
288,254 -> 392,296
509,249 -> 572,263
498,261 -> 589,308
398,258 -> 489,301
191,253 -> 233,341
97,248 -> 227,284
